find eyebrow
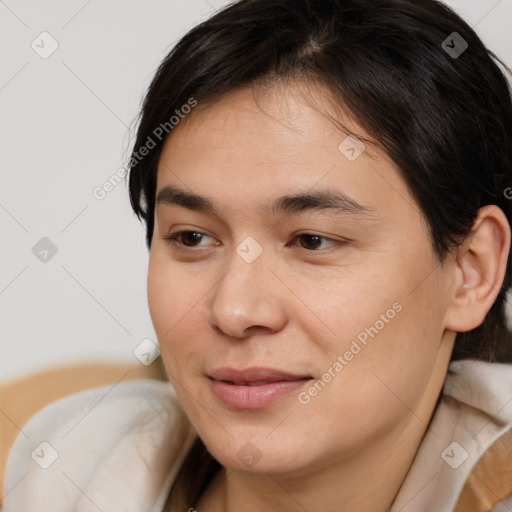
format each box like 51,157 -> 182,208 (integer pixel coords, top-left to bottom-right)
155,185 -> 378,219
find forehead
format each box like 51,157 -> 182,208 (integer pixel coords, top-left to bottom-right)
160,82 -> 379,163
155,82 -> 418,222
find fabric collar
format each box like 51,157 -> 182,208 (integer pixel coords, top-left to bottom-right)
391,359 -> 512,511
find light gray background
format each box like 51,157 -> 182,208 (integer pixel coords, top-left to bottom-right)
1,0 -> 511,381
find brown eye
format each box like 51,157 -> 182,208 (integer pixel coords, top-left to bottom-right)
179,231 -> 204,247
161,230 -> 214,248
288,233 -> 344,252
298,234 -> 324,250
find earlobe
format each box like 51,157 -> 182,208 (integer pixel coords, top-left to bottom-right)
445,205 -> 511,333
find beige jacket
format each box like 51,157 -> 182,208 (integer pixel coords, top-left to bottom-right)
2,359 -> 512,511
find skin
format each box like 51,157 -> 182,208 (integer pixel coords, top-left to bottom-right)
147,81 -> 511,512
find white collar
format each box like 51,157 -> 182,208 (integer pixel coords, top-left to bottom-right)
392,359 -> 512,511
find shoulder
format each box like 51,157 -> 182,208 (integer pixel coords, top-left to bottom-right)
447,360 -> 512,512
456,426 -> 512,511
392,360 -> 512,512
2,379 -> 197,512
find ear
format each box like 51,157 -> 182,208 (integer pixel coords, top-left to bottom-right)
445,205 -> 511,333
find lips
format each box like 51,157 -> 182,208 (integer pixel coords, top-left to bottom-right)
208,367 -> 313,409
208,367 -> 312,384
230,381 -> 280,386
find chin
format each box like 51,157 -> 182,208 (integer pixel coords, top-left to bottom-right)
203,434 -> 315,477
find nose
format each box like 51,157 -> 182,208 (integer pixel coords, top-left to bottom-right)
208,249 -> 288,339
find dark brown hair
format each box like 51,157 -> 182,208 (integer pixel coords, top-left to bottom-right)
126,0 -> 512,506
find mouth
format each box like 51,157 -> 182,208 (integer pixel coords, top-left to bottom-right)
221,380 -> 295,386
208,367 -> 313,409
208,367 -> 312,383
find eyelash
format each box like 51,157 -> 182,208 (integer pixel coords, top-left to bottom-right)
160,230 -> 346,252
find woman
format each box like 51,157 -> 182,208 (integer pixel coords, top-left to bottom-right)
3,0 -> 512,510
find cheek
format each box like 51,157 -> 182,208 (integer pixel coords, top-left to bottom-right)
147,255 -> 175,337
307,257 -> 445,402
147,249 -> 204,332
147,254 -> 205,373
317,281 -> 446,435
303,263 -> 403,358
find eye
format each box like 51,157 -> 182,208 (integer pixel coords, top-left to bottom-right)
161,230 -> 217,248
161,231 -> 345,252
289,233 -> 342,251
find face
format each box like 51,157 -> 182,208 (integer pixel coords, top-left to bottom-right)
147,82 -> 456,476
